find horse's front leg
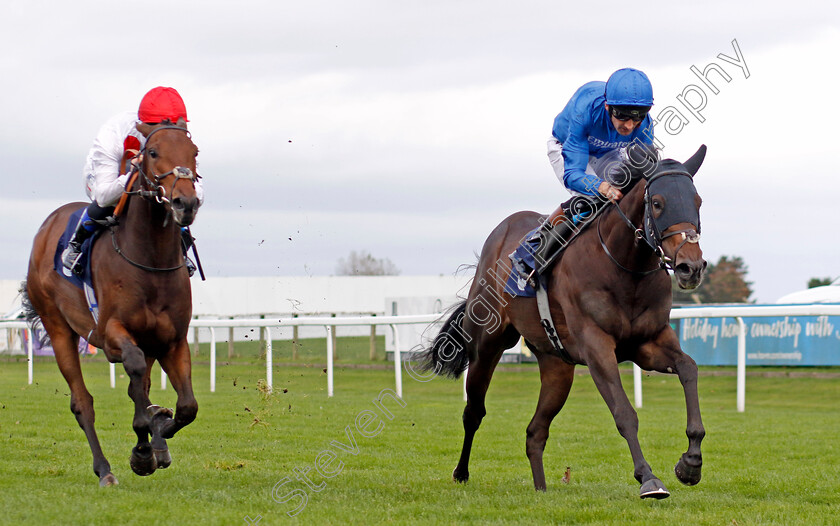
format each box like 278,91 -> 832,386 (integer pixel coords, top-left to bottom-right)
636,329 -> 705,486
582,329 -> 670,499
142,355 -> 174,469
156,339 -> 198,439
107,323 -> 158,476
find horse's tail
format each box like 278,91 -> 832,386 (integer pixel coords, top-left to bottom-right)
19,280 -> 49,347
418,300 -> 470,379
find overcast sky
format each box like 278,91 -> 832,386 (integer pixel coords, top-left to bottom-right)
1,1 -> 838,303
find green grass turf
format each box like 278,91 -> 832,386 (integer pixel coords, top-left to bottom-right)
1,345 -> 838,525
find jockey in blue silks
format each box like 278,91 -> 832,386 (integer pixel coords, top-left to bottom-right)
512,68 -> 659,285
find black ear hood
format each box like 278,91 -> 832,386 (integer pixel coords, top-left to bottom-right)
683,145 -> 707,177
648,167 -> 700,233
642,153 -> 702,250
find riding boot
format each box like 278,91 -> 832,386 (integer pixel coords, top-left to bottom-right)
510,206 -> 576,289
532,206 -> 578,273
61,212 -> 96,274
181,228 -> 196,277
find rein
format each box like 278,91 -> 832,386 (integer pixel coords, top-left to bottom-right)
597,212 -> 664,276
109,228 -> 185,273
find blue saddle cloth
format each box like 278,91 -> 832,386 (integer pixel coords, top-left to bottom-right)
53,208 -> 99,289
505,228 -> 539,298
53,209 -> 104,322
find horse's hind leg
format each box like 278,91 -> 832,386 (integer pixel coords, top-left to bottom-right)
452,327 -> 517,483
452,353 -> 498,483
526,352 -> 575,491
49,323 -> 117,486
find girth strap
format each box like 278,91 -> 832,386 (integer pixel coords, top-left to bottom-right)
535,273 -> 575,365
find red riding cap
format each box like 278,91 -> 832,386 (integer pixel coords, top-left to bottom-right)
138,87 -> 188,123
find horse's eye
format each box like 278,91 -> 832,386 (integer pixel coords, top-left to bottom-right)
652,199 -> 663,210
149,149 -> 158,159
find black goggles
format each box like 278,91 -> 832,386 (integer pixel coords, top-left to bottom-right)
609,105 -> 650,122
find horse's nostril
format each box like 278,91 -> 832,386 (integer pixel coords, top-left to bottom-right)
676,263 -> 691,275
172,197 -> 183,209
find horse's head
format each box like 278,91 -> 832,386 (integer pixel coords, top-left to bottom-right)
643,145 -> 707,290
136,118 -> 200,226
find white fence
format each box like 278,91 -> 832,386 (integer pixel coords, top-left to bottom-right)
3,304 -> 840,412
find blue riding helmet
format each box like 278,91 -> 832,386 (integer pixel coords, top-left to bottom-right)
605,68 -> 654,106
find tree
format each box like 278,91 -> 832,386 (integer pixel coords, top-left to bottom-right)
673,255 -> 753,304
336,250 -> 400,276
807,277 -> 833,289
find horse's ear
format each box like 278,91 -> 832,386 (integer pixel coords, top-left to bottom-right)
176,117 -> 188,130
136,122 -> 153,138
683,144 -> 707,177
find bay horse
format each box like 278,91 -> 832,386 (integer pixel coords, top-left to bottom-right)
22,119 -> 201,486
420,145 -> 708,499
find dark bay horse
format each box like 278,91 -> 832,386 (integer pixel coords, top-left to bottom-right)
421,146 -> 708,499
23,119 -> 201,486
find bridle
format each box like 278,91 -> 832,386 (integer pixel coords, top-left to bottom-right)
599,169 -> 700,275
132,125 -> 199,206
111,124 -> 199,273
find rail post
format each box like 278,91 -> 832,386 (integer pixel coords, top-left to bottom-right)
326,326 -> 334,397
228,316 -> 234,359
292,313 -> 299,360
26,328 -> 33,385
210,327 -> 217,393
737,317 -> 746,413
390,324 -> 402,398
266,326 -> 273,392
370,313 -> 377,360
633,364 -> 642,409
330,313 -> 337,360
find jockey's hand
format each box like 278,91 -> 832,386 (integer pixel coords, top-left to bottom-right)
598,181 -> 623,202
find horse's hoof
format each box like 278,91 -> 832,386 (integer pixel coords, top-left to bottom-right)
640,478 -> 670,499
130,444 -> 158,476
675,454 -> 702,486
154,448 -> 172,469
452,468 -> 469,483
99,473 -> 119,487
147,405 -> 174,419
